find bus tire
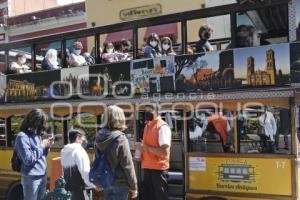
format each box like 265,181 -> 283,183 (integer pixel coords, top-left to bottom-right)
5,181 -> 23,200
199,197 -> 228,200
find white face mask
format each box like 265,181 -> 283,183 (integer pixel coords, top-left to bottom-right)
107,48 -> 114,53
73,49 -> 81,55
162,44 -> 170,51
150,41 -> 158,48
20,58 -> 26,64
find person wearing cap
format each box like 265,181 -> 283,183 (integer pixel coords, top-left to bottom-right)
61,129 -> 100,200
9,54 -> 32,74
68,41 -> 87,67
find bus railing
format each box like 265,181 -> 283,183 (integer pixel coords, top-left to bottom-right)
0,0 -> 290,73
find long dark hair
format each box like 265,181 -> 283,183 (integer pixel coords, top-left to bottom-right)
146,33 -> 161,53
20,109 -> 48,135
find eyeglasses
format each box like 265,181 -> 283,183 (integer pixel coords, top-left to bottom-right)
163,42 -> 170,45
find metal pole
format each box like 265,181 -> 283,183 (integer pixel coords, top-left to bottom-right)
181,20 -> 187,54
133,28 -> 138,59
61,39 -> 67,68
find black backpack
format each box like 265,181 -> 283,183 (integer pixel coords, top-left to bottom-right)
11,150 -> 22,172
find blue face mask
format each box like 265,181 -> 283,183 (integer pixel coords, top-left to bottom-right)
73,49 -> 81,55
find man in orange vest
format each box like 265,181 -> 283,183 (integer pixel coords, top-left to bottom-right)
137,104 -> 171,200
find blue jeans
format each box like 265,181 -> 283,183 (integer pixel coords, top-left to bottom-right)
103,186 -> 129,200
21,174 -> 47,200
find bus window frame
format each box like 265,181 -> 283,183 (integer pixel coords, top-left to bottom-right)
0,0 -> 290,72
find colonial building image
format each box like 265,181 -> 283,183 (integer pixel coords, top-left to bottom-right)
191,50 -> 234,91
246,48 -> 277,86
7,79 -> 36,97
175,50 -> 234,92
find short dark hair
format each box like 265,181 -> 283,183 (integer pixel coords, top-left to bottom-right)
20,109 -> 48,134
68,129 -> 85,143
16,54 -> 25,60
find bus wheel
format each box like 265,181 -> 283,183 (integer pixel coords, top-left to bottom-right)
6,182 -> 23,200
200,197 -> 228,200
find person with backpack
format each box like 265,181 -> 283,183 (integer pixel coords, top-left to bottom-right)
61,129 -> 100,200
14,109 -> 53,200
95,105 -> 138,200
136,103 -> 172,200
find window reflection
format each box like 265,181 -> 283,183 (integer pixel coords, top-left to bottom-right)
238,106 -> 291,154
188,108 -> 234,153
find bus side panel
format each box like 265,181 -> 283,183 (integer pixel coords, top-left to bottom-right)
187,156 -> 292,197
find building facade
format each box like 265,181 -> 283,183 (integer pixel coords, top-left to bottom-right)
246,49 -> 277,86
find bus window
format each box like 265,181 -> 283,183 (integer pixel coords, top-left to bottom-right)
100,30 -> 133,63
47,118 -> 64,149
187,15 -> 231,53
238,106 -> 291,154
0,118 -> 6,147
66,36 -> 95,68
11,115 -> 24,146
138,22 -> 181,58
188,109 -> 234,153
36,41 -> 62,71
235,4 -> 288,48
69,113 -> 97,149
7,47 -> 33,74
123,113 -> 135,149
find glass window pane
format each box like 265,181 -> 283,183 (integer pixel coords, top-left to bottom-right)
236,5 -> 288,48
188,108 -> 234,153
238,106 -> 291,154
187,15 -> 231,53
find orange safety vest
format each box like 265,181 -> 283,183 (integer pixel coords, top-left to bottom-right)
142,117 -> 170,170
207,113 -> 228,145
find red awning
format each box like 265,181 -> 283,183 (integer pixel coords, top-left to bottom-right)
144,23 -> 178,41
105,30 -> 133,44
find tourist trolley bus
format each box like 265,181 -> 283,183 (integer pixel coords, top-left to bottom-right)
1,0 -> 300,199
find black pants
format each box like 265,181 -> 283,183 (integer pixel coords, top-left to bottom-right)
141,169 -> 168,200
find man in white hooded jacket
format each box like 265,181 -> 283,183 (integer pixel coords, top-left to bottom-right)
61,129 -> 98,200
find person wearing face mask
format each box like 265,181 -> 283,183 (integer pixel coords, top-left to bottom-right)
135,103 -> 171,200
9,54 -> 32,74
61,129 -> 100,200
102,42 -> 128,63
195,24 -> 214,53
144,33 -> 162,58
14,109 -> 53,200
69,41 -> 87,67
161,37 -> 176,56
42,49 -> 61,70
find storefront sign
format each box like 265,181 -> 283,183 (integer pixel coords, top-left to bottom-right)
189,156 -> 292,196
119,4 -> 162,21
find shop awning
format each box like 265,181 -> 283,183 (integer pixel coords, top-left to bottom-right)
144,23 -> 178,41
105,30 -> 133,44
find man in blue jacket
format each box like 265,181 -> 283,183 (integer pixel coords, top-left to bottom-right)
15,109 -> 53,200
